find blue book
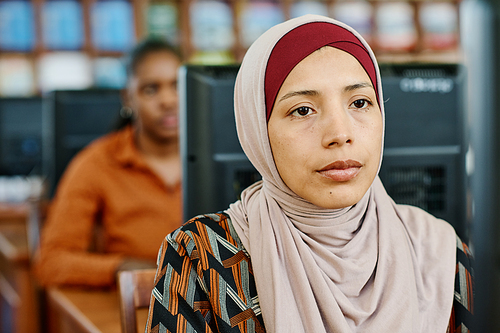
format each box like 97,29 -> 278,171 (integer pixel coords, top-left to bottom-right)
42,0 -> 84,50
0,1 -> 35,51
91,0 -> 135,52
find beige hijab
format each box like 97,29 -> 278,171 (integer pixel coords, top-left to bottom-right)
226,14 -> 456,333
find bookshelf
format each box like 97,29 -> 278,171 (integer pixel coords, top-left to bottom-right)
0,0 -> 462,96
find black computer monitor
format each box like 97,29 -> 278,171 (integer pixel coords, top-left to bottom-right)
42,89 -> 123,196
179,65 -> 261,221
0,97 -> 43,176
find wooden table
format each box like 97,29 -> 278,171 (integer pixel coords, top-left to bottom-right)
47,287 -> 149,333
0,201 -> 151,333
0,202 -> 29,225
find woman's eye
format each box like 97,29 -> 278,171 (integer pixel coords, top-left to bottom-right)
142,85 -> 158,96
351,99 -> 371,109
291,106 -> 313,117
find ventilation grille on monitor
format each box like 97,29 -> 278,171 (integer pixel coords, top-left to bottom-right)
203,65 -> 240,79
379,64 -> 459,78
401,68 -> 448,78
385,166 -> 446,212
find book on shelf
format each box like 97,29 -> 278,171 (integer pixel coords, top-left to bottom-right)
37,52 -> 93,92
42,0 -> 85,50
91,0 -> 136,52
0,0 -> 35,51
147,1 -> 179,46
0,56 -> 35,97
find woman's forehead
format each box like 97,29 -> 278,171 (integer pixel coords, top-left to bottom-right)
264,21 -> 379,121
277,47 -> 375,97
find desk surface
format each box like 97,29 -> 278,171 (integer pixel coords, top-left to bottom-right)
0,202 -> 29,222
0,224 -> 28,264
47,287 -> 149,333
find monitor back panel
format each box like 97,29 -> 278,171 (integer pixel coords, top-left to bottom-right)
379,63 -> 468,240
43,89 -> 122,196
180,65 -> 260,221
0,97 -> 43,176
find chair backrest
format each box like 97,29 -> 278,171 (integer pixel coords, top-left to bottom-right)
26,197 -> 48,259
117,268 -> 157,333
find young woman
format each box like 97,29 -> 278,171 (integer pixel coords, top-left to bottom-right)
145,15 -> 473,332
35,39 -> 183,287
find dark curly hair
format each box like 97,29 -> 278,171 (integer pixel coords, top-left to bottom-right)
125,38 -> 182,77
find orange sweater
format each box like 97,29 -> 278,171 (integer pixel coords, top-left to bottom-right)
34,126 -> 182,287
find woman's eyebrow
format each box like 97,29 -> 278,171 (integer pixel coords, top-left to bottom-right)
344,82 -> 373,92
278,90 -> 319,103
277,83 -> 373,104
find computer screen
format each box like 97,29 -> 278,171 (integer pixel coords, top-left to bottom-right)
179,64 -> 261,221
43,89 -> 122,196
0,97 -> 43,176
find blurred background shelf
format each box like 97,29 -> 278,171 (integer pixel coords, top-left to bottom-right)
0,0 -> 463,97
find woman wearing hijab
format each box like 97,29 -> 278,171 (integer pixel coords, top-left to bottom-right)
145,15 -> 473,333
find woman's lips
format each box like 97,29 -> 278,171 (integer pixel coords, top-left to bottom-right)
161,114 -> 178,129
318,159 -> 362,182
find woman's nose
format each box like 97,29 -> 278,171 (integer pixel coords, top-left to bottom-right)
160,86 -> 178,108
321,107 -> 353,148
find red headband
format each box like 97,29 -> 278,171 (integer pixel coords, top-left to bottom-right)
265,22 -> 379,122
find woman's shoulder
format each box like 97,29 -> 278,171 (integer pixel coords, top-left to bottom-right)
454,235 -> 474,295
82,128 -> 130,157
450,235 -> 474,331
455,235 -> 473,264
66,128 -> 126,167
167,212 -> 247,256
395,204 -> 457,243
152,213 -> 264,333
54,130 -> 126,184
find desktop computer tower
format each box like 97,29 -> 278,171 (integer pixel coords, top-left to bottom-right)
378,63 -> 468,241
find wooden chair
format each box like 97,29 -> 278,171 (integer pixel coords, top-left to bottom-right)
117,268 -> 157,333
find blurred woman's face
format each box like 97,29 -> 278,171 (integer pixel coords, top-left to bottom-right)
267,46 -> 383,209
127,51 -> 181,143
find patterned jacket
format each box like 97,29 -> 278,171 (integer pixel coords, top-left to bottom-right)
146,213 -> 473,333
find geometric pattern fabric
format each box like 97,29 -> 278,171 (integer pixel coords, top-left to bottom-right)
146,213 -> 473,333
146,213 -> 265,332
448,236 -> 474,333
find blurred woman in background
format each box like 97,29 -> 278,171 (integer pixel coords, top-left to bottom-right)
35,38 -> 183,287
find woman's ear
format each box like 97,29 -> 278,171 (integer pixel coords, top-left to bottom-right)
115,87 -> 135,131
120,87 -> 136,118
120,87 -> 130,109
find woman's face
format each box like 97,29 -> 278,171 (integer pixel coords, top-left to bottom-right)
268,47 -> 383,209
127,50 -> 181,142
